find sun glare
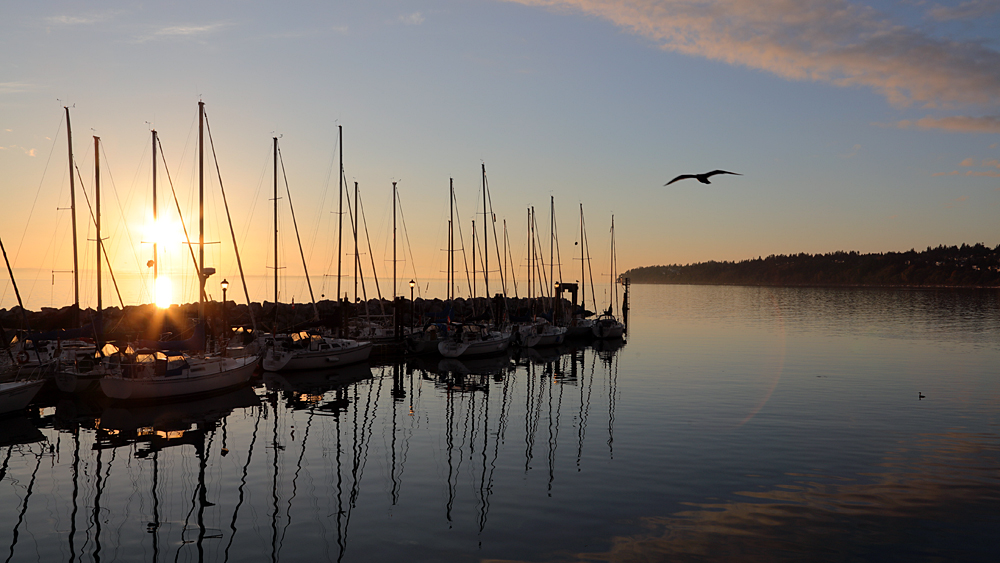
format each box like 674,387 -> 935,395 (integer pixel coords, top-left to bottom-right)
146,218 -> 185,246
155,276 -> 173,308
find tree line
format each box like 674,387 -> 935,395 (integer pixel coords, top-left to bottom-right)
621,244 -> 1000,287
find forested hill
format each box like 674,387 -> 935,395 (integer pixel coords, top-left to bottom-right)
622,244 -> 1000,287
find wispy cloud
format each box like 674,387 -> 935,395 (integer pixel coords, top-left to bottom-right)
133,22 -> 231,43
0,82 -> 36,95
0,145 -> 37,156
398,12 -> 425,25
927,0 -> 1000,21
46,12 -> 116,26
508,1 -> 1000,131
893,115 -> 1000,133
934,155 -> 1000,176
155,23 -> 229,37
841,143 -> 861,158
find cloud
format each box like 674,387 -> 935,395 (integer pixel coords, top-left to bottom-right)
991,143 -> 999,148
155,23 -> 229,36
0,82 -> 36,95
134,22 -> 230,42
507,1 -> 1000,110
927,0 -> 1000,21
398,12 -> 425,25
893,115 -> 1000,133
46,13 -> 114,26
841,143 -> 861,158
934,154 -> 1000,176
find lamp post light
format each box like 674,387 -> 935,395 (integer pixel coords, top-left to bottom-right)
409,279 -> 415,329
221,279 -> 229,354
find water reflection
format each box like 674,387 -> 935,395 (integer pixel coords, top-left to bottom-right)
579,431 -> 1000,562
5,285 -> 999,563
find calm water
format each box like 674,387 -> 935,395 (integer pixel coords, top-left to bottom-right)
3,285 -> 999,562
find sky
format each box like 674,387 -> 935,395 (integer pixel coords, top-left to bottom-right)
2,0 -> 1000,309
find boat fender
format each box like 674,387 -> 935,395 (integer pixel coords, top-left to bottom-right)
16,351 -> 30,364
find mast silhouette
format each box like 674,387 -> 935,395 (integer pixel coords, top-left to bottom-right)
273,136 -> 279,311
65,107 -> 80,325
94,136 -> 103,348
152,130 -> 158,286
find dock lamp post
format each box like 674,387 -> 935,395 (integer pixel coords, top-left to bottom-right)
409,280 -> 415,329
221,279 -> 229,354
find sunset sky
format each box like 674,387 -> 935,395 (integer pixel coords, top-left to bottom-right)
3,1 -> 1000,309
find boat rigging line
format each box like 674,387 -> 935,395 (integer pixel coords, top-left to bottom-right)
71,160 -> 125,309
204,110 -> 258,331
277,142 -> 319,320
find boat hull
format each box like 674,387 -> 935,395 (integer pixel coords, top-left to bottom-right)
0,379 -> 46,414
261,341 -> 372,372
438,332 -> 511,358
100,356 -> 257,401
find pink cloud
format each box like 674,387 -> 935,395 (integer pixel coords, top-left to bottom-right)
927,0 -> 1000,21
894,115 -> 1000,133
966,170 -> 1000,177
960,157 -> 976,166
509,0 -> 1000,110
932,170 -> 960,176
982,158 -> 1000,168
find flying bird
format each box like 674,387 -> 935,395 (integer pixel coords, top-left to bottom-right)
664,170 -> 741,186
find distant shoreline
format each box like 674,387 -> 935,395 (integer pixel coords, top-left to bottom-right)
621,245 -> 1000,290
626,281 -> 1000,290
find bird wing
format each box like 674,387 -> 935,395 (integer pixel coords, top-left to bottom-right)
705,170 -> 741,177
664,174 -> 696,185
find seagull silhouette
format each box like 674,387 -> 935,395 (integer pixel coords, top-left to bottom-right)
664,170 -> 741,186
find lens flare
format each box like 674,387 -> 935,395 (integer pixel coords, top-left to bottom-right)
155,276 -> 173,308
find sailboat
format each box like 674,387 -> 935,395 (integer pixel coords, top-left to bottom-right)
592,215 -> 625,339
566,203 -> 596,338
437,167 -> 513,358
100,102 -> 258,400
260,131 -> 372,372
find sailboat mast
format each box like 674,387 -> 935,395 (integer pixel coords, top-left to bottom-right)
611,214 -> 617,317
449,178 -> 454,301
527,207 -> 535,308
354,182 -> 361,303
65,107 -> 80,324
152,130 -> 158,282
472,219 -> 476,299
550,196 -> 554,309
392,181 -> 397,301
198,101 -> 205,325
579,204 -> 584,312
482,163 -> 488,298
273,137 -> 278,306
336,125 -> 343,303
94,136 -> 102,334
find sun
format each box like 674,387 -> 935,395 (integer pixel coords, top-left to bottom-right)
155,276 -> 173,308
146,218 -> 185,246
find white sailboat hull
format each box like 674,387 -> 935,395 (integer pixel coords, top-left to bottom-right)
592,319 -> 625,339
261,340 -> 373,372
438,331 -> 511,358
100,355 -> 257,401
0,379 -> 46,414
